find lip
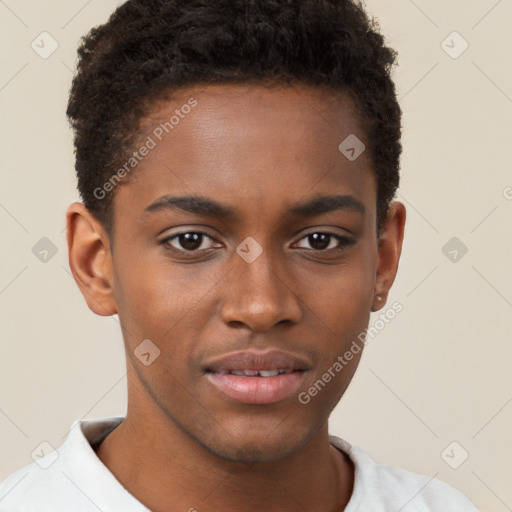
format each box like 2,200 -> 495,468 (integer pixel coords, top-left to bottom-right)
204,349 -> 311,373
204,349 -> 310,405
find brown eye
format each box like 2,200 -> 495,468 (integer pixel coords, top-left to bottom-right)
162,232 -> 217,252
295,232 -> 354,251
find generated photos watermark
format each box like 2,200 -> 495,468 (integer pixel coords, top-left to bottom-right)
94,97 -> 198,200
298,301 -> 403,405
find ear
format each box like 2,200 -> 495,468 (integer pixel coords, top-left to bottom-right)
65,202 -> 117,316
371,201 -> 406,312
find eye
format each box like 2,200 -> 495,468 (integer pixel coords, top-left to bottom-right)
161,230 -> 354,254
294,231 -> 355,251
161,231 -> 220,252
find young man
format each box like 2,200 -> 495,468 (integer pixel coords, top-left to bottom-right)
0,1 -> 479,510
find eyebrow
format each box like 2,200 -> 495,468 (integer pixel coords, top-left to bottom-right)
142,193 -> 365,218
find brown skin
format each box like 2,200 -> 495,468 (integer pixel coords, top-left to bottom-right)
66,84 -> 405,512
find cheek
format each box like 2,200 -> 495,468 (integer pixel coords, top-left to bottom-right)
112,248 -> 223,349
112,251 -> 179,339
296,248 -> 376,375
300,255 -> 376,331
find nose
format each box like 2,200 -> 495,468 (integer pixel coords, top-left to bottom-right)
220,247 -> 302,332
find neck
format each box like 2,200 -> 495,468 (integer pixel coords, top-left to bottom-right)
95,407 -> 354,512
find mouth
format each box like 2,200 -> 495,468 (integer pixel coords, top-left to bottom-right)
212,369 -> 296,377
204,350 -> 309,404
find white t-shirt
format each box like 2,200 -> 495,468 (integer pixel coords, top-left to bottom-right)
0,417 -> 479,512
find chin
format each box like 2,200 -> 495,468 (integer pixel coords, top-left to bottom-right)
203,439 -> 301,464
193,421 -> 316,464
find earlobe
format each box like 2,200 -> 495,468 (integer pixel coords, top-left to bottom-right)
371,294 -> 384,312
65,202 -> 117,317
372,201 -> 406,312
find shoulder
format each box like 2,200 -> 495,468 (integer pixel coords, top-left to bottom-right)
0,417 -> 133,512
0,451 -> 79,512
329,436 -> 480,512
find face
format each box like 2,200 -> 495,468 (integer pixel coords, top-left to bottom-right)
67,83 -> 404,463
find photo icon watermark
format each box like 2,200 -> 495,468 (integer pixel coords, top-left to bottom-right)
32,237 -> 58,263
31,31 -> 59,59
134,339 -> 161,366
338,134 -> 366,162
31,441 -> 59,469
442,236 -> 468,263
236,237 -> 263,263
441,441 -> 469,469
441,31 -> 469,60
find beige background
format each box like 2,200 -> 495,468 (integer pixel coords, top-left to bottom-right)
1,1 -> 511,510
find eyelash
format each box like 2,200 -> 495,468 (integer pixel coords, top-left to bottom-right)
160,230 -> 355,255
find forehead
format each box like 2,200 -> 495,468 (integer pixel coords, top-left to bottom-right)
113,83 -> 376,224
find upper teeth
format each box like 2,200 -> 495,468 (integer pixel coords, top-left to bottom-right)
225,369 -> 291,377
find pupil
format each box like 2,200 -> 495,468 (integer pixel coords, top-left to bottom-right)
180,233 -> 201,250
309,233 -> 330,250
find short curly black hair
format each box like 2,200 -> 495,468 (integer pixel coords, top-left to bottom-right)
66,0 -> 401,238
